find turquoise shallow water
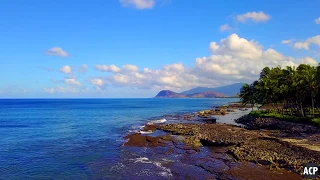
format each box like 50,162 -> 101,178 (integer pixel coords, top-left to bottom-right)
0,98 -> 237,179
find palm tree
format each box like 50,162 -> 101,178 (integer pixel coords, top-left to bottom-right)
240,63 -> 320,118
260,67 -> 270,80
297,64 -> 318,117
240,83 -> 253,109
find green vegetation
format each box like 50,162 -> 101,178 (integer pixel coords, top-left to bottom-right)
249,110 -> 320,126
240,63 -> 320,126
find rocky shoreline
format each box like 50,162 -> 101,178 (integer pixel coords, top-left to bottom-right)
123,103 -> 320,179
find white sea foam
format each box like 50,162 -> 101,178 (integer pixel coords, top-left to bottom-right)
139,130 -> 154,134
132,157 -> 152,164
131,157 -> 172,177
147,118 -> 167,125
129,125 -> 145,133
161,158 -> 174,163
154,162 -> 172,177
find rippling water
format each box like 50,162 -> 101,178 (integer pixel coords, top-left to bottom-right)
0,98 -> 237,179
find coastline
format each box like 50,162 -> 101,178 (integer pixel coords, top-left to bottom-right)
123,102 -> 320,179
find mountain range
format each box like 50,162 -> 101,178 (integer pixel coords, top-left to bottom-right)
154,83 -> 244,98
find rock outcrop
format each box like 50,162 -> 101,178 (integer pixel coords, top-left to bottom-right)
156,123 -> 320,175
154,90 -> 187,98
154,90 -> 227,98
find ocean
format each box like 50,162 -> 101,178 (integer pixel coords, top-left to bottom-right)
0,98 -> 238,179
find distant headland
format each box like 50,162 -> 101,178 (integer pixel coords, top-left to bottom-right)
154,83 -> 244,98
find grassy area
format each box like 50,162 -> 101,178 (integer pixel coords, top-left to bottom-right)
249,110 -> 320,127
312,118 -> 320,126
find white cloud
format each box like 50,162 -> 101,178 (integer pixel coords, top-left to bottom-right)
122,64 -> 139,72
64,78 -> 82,86
95,64 -> 121,73
59,65 -> 72,74
36,34 -> 309,95
88,34 -> 320,92
262,48 -> 287,62
162,63 -> 184,72
45,47 -> 69,57
293,35 -> 320,50
315,17 -> 320,24
90,78 -> 104,86
43,86 -> 76,93
281,39 -> 293,45
298,57 -> 319,66
209,42 -> 219,51
95,64 -> 139,73
219,24 -> 231,32
236,11 -> 270,23
113,74 -> 130,84
210,33 -> 263,60
119,0 -> 155,9
294,42 -> 309,50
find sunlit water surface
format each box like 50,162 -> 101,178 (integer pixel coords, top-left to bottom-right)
0,98 -> 238,179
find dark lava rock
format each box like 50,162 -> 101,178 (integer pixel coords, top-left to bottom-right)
229,137 -> 320,174
143,124 -> 157,132
158,123 -> 259,147
157,123 -> 320,174
226,162 -> 302,180
124,133 -> 165,147
197,159 -> 230,174
235,115 -> 320,134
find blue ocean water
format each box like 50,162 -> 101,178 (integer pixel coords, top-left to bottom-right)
0,98 -> 236,179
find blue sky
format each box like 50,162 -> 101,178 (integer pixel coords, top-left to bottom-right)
0,0 -> 319,98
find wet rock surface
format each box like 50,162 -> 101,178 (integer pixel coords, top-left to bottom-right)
123,131 -> 302,179
159,123 -> 258,146
122,107 -> 320,179
230,137 -> 320,173
235,115 -> 320,134
198,109 -> 227,116
235,115 -> 320,152
143,124 -> 157,132
157,122 -> 320,176
226,162 -> 302,180
124,133 -> 167,147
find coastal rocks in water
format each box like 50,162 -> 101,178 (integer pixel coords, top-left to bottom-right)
183,114 -> 194,120
142,124 -> 157,132
197,109 -> 227,116
159,123 -> 258,146
124,133 -> 166,147
157,123 -> 320,174
235,115 -> 320,134
183,136 -> 202,148
200,118 -> 217,124
197,159 -> 230,174
229,137 -> 320,174
226,162 -> 302,180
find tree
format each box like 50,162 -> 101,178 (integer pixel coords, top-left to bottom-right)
239,83 -> 251,106
297,64 -> 318,117
240,63 -> 320,118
